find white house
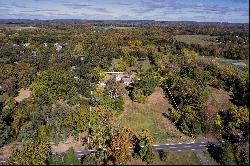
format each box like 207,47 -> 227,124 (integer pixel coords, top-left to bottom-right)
23,43 -> 30,47
122,75 -> 132,86
115,75 -> 122,82
54,43 -> 62,51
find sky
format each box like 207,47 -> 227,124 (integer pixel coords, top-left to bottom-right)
0,0 -> 249,23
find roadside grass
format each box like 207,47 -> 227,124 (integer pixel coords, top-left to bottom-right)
175,35 -> 218,46
127,151 -> 202,165
160,152 -> 202,165
115,87 -> 192,144
204,151 -> 220,165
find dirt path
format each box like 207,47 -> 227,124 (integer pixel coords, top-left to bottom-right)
14,88 -> 31,102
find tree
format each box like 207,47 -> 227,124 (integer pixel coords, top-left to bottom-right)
92,66 -> 106,82
226,105 -> 249,132
17,121 -> 37,141
65,107 -> 100,137
98,95 -> 124,116
11,108 -> 29,137
214,113 -> 223,131
48,154 -> 64,165
0,115 -> 14,147
6,140 -> 49,165
159,150 -> 170,161
106,128 -> 133,165
130,88 -> 146,103
63,147 -> 80,165
219,143 -> 236,165
133,70 -> 157,96
73,43 -> 85,55
81,151 -> 105,165
114,59 -> 128,72
30,69 -> 78,103
134,129 -> 155,164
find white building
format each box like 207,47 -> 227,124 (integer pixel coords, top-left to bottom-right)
115,75 -> 122,82
23,43 -> 30,47
54,43 -> 62,51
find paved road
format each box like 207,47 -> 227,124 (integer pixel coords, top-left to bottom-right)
196,150 -> 210,165
0,141 -> 219,164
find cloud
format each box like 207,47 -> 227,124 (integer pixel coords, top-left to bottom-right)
64,3 -> 91,9
114,2 -> 132,6
92,7 -> 109,13
11,3 -> 30,9
20,9 -> 60,12
134,0 -> 248,15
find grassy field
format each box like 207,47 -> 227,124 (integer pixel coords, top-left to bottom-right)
115,87 -> 192,144
127,151 -> 202,165
175,35 -> 218,46
204,151 -> 220,165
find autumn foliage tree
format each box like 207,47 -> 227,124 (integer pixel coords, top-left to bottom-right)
134,129 -> 155,164
6,140 -> 49,165
106,127 -> 133,165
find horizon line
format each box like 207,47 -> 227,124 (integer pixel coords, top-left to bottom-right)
0,18 -> 249,24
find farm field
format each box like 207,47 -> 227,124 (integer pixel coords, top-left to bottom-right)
174,35 -> 218,46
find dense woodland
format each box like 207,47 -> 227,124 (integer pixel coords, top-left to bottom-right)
0,22 -> 249,165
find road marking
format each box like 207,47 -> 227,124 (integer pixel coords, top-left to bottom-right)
186,142 -> 191,144
178,142 -> 182,144
165,144 -> 169,145
153,145 -> 160,147
76,151 -> 82,152
184,146 -> 192,148
89,150 -> 95,152
191,149 -> 196,151
199,145 -> 206,147
177,150 -> 182,152
201,142 -> 206,143
78,158 -> 81,160
0,161 -> 6,163
78,153 -> 85,155
155,148 -> 164,149
169,147 -> 177,149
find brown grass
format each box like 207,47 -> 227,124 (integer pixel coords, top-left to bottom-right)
116,87 -> 192,143
14,88 -> 31,103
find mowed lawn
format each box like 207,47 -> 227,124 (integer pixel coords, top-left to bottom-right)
115,87 -> 192,144
127,152 -> 202,165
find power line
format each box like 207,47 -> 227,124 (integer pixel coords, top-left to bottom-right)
165,84 -> 180,112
